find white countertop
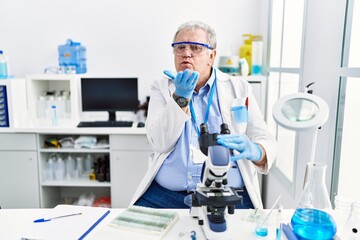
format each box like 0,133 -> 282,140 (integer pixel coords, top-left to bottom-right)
0,208 -> 292,240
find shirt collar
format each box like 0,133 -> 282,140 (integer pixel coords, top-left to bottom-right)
197,68 -> 216,95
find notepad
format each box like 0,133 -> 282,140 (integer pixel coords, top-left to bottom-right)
108,206 -> 179,239
21,204 -> 110,240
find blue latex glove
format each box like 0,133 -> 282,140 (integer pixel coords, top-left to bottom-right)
163,69 -> 199,98
216,134 -> 263,162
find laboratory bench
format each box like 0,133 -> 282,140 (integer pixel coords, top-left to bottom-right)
0,208 -> 293,240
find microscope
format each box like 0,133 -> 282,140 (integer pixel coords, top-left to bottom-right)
190,123 -> 244,240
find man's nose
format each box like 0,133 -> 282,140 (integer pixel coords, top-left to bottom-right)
182,47 -> 192,57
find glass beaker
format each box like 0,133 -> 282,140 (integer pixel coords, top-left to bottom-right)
291,162 -> 337,240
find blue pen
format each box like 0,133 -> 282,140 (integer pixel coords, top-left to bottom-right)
34,212 -> 82,223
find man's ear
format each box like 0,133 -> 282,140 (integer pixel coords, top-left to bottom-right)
209,49 -> 217,65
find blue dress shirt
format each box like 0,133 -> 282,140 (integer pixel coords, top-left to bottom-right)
155,70 -> 244,191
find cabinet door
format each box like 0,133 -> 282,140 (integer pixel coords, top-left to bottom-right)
111,150 -> 149,208
0,151 -> 40,208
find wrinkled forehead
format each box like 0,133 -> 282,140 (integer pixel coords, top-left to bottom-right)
174,29 -> 209,44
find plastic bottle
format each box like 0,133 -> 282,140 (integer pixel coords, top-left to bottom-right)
239,58 -> 249,76
76,156 -> 84,178
55,155 -> 65,181
252,35 -> 263,75
239,34 -> 253,75
58,39 -> 87,74
84,154 -> 94,173
45,156 -> 56,181
0,50 -> 8,79
37,96 -> 47,118
65,155 -> 76,179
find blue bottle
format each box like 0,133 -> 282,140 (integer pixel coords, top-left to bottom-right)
58,39 -> 87,74
0,50 -> 8,79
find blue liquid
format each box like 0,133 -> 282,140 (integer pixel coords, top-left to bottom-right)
291,208 -> 337,240
255,227 -> 268,237
252,65 -> 262,75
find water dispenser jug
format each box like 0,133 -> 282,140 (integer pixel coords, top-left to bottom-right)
58,39 -> 87,74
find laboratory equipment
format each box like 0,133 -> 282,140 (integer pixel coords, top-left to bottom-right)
291,162 -> 337,239
341,201 -> 360,240
251,35 -> 263,75
239,58 -> 249,76
218,56 -> 239,75
276,203 -> 283,240
55,155 -> 65,181
0,50 -> 8,79
190,123 -> 243,240
272,83 -> 336,239
255,195 -> 282,237
239,34 -> 253,74
58,39 -> 87,74
51,105 -> 57,127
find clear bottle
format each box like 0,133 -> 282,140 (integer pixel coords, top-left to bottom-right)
65,154 -> 76,180
251,35 -> 263,75
55,155 -> 65,181
44,155 -> 56,181
37,96 -> 47,118
291,162 -> 337,239
84,153 -> 94,173
76,156 -> 84,178
0,50 -> 8,79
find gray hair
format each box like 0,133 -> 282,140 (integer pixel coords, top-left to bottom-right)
173,21 -> 217,49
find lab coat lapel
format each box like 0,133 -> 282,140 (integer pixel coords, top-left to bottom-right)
216,72 -> 237,134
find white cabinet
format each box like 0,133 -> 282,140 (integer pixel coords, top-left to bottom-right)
37,133 -> 111,208
0,133 -> 40,208
35,132 -> 150,208
110,134 -> 151,207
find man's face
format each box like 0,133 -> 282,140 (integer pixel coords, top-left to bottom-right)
173,29 -> 216,79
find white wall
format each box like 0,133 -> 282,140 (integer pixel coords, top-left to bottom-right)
0,0 -> 264,102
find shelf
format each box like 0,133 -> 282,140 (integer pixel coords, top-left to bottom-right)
39,148 -> 110,153
41,179 -> 111,187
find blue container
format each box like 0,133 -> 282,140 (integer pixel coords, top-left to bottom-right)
58,39 -> 87,74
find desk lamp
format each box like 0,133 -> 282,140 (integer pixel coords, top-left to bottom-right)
272,83 -> 329,164
272,83 -> 337,240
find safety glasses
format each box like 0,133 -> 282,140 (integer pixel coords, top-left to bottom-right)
171,41 -> 214,55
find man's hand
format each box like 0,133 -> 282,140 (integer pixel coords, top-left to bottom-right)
217,134 -> 262,162
164,69 -> 199,98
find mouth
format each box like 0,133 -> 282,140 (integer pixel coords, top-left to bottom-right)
180,61 -> 192,67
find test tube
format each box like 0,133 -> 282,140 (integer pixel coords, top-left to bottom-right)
276,203 -> 283,240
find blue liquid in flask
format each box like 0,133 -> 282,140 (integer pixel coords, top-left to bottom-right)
291,208 -> 337,240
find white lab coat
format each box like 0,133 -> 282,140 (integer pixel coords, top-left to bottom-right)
130,69 -> 277,209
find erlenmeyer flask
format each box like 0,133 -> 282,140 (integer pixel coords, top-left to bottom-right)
291,162 -> 337,239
